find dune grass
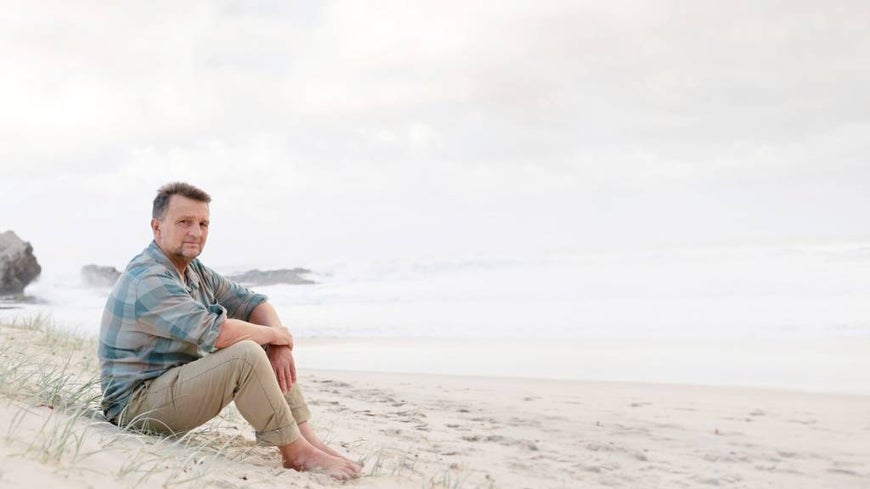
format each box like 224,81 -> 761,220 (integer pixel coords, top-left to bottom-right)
0,314 -> 480,488
0,314 -> 252,488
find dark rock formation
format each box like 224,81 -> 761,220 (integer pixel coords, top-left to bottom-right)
227,268 -> 315,286
81,264 -> 122,288
0,230 -> 42,295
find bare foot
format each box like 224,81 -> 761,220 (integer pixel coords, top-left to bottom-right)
299,421 -> 363,472
280,437 -> 359,480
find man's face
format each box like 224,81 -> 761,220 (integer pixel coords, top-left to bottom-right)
151,195 -> 210,269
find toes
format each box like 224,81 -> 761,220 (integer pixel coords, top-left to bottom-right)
330,466 -> 355,481
341,461 -> 361,477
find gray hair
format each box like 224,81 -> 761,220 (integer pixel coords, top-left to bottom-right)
152,182 -> 211,219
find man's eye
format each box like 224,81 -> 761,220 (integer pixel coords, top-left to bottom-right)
201,223 -> 209,228
179,220 -> 190,225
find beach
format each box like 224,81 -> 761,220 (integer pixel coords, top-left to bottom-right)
1,318 -> 868,489
3,0 -> 870,486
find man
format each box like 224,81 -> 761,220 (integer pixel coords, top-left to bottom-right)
99,182 -> 360,479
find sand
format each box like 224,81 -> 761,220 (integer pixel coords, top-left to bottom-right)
0,320 -> 868,488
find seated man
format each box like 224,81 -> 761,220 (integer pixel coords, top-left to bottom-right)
98,182 -> 360,480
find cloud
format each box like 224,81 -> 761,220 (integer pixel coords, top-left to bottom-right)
1,0 -> 868,266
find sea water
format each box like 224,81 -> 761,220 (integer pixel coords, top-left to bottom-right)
3,243 -> 870,394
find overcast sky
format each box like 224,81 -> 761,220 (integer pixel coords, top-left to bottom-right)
1,0 -> 868,272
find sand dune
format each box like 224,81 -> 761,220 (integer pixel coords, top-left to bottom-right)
0,319 -> 868,488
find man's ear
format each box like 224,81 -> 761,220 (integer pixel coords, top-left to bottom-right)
151,218 -> 160,239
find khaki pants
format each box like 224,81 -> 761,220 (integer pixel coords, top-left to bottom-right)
117,340 -> 310,446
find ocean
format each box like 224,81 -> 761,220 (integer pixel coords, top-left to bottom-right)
3,243 -> 869,394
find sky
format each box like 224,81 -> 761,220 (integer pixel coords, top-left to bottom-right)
1,0 -> 869,273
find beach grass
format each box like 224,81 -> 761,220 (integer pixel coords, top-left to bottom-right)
0,315 -> 252,488
0,315 -> 484,488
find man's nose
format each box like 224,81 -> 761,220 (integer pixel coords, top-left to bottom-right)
189,225 -> 202,237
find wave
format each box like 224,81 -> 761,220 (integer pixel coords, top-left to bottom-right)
5,242 -> 870,340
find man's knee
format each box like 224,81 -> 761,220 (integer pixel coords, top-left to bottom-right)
223,339 -> 269,366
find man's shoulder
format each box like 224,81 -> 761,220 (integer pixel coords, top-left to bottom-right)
115,246 -> 176,290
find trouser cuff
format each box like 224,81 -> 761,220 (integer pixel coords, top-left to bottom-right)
291,405 -> 311,425
256,422 -> 301,446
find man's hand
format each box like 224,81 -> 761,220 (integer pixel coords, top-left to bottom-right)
270,326 -> 294,348
267,344 -> 297,393
248,302 -> 296,392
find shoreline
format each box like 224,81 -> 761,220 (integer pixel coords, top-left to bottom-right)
308,366 -> 870,401
294,336 -> 870,396
1,303 -> 868,395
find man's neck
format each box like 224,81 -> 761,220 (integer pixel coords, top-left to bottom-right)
154,243 -> 190,282
170,259 -> 189,283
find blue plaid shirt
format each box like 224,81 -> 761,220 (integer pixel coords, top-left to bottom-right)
98,241 -> 267,421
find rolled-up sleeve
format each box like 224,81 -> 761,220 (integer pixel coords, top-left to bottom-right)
202,266 -> 268,321
135,273 -> 226,352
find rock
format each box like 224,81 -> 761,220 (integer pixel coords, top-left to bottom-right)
227,268 -> 315,286
81,264 -> 121,287
0,230 -> 42,295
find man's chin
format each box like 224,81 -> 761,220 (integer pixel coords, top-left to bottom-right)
177,247 -> 202,260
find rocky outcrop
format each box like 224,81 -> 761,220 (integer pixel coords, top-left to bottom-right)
81,264 -> 121,288
227,268 -> 315,286
0,231 -> 42,295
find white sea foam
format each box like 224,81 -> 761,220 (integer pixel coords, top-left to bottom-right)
3,243 -> 869,392
7,243 -> 870,340
267,243 -> 870,341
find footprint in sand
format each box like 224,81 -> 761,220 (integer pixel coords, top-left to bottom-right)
462,434 -> 540,451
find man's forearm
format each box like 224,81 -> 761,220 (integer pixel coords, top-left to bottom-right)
248,302 -> 294,349
214,318 -> 288,349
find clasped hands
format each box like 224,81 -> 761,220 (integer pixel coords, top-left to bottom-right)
268,327 -> 296,393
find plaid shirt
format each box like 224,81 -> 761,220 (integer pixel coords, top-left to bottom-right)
98,241 -> 267,421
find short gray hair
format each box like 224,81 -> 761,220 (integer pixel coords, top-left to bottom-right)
152,182 -> 211,219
